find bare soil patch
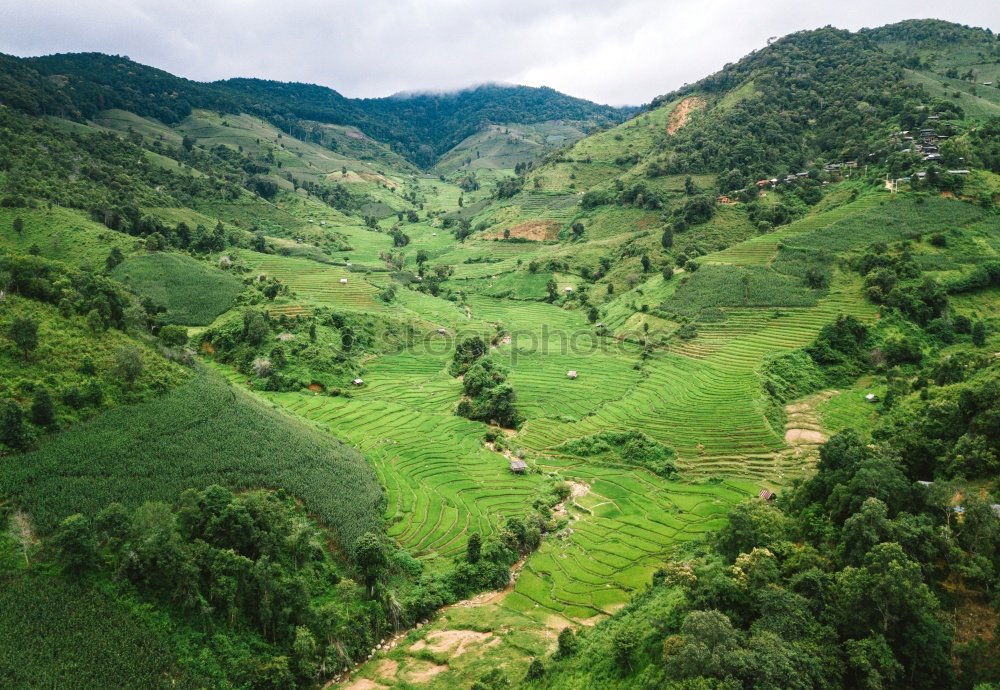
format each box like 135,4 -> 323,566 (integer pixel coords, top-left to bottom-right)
410,630 -> 492,656
374,659 -> 398,681
784,428 -> 827,444
402,660 -> 448,684
667,96 -> 706,135
340,678 -> 386,690
485,220 -> 559,241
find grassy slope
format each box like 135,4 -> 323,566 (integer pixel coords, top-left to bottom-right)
432,120 -> 594,175
111,252 -> 243,325
0,369 -> 384,548
0,295 -> 190,425
0,206 -> 137,271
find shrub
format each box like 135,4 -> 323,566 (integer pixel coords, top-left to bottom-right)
158,324 -> 188,347
30,387 -> 55,426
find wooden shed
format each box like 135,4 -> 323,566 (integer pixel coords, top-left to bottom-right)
758,489 -> 775,501
510,459 -> 527,474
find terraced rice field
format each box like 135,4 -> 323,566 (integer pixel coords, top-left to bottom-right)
243,254 -> 382,311
266,391 -> 539,559
704,193 -> 885,266
214,195 -> 889,622
504,473 -> 754,621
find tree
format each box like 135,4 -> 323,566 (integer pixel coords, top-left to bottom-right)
641,254 -> 652,273
572,222 -> 585,240
971,321 -> 986,347
353,532 -> 387,594
9,317 -> 38,361
13,216 -> 24,235
525,659 -> 544,680
556,627 -> 577,658
30,386 -> 55,426
291,626 -> 320,683
546,279 -> 558,303
114,346 -> 143,389
612,625 -> 638,671
416,250 -> 429,265
0,399 -> 33,450
94,502 -> 131,546
467,532 -> 482,563
662,265 -> 674,281
715,500 -> 789,561
242,310 -> 269,346
86,309 -> 104,333
450,335 -> 487,376
661,227 -> 673,248
52,514 -> 96,576
844,635 -> 904,690
144,232 -> 165,252
105,247 -> 124,271
159,324 -> 188,347
251,232 -> 266,253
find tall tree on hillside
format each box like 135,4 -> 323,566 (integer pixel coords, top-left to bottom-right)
114,346 -> 143,389
12,217 -> 24,236
0,399 -> 33,450
30,386 -> 55,426
353,532 -> 387,595
9,316 -> 38,361
466,533 -> 482,563
661,228 -> 674,249
105,247 -> 124,271
52,514 -> 97,577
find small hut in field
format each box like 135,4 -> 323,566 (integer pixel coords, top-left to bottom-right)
510,459 -> 527,474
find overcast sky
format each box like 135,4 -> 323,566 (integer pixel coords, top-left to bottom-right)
0,1 -> 996,105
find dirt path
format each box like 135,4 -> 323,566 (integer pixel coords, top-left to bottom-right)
667,96 -> 706,135
332,481 -> 592,687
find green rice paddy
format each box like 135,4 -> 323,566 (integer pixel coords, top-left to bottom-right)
189,184 -> 961,626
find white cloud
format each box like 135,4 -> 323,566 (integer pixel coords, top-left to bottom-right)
0,0 -> 996,105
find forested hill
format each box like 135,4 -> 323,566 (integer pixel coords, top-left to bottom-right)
645,27 -> 935,185
861,18 -> 1000,63
0,52 -> 628,167
220,80 -> 630,166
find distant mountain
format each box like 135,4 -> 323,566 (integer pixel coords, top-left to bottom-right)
215,79 -> 629,166
0,52 -> 629,167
